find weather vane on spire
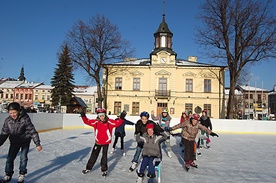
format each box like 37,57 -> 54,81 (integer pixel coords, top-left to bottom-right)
162,0 -> 166,17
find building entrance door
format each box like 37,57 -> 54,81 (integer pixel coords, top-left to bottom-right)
157,103 -> 168,115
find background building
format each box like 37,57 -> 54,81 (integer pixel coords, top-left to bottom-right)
103,15 -> 226,118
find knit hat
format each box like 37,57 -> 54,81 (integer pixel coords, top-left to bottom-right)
146,123 -> 154,129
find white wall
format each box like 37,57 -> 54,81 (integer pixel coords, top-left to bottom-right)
0,113 -> 275,135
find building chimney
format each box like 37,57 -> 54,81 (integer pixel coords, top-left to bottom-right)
188,56 -> 197,62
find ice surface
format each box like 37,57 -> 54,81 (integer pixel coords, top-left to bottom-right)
0,129 -> 275,183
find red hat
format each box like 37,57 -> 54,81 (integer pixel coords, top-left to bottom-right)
146,123 -> 154,129
191,113 -> 200,120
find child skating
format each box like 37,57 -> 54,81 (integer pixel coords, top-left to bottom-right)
80,108 -> 126,178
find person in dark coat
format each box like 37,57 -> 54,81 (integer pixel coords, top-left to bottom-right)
0,102 -> 42,183
26,104 -> 37,113
110,111 -> 135,156
199,109 -> 213,148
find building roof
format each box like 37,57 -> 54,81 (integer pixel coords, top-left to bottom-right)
110,58 -> 226,68
73,86 -> 97,95
225,88 -> 243,95
35,85 -> 54,89
0,81 -> 25,88
237,85 -> 269,92
16,81 -> 43,88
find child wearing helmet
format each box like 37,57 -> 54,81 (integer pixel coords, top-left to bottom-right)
151,108 -> 173,158
110,111 -> 135,156
80,108 -> 126,177
129,111 -> 164,172
0,102 -> 42,183
165,113 -> 218,171
135,123 -> 169,183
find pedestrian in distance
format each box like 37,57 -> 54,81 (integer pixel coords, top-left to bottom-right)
165,113 -> 218,171
26,104 -> 37,113
179,111 -> 189,148
129,111 -> 164,172
0,102 -> 42,183
80,108 -> 126,178
110,111 -> 135,156
135,123 -> 169,183
151,108 -> 173,158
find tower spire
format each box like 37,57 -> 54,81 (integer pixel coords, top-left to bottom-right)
162,0 -> 166,16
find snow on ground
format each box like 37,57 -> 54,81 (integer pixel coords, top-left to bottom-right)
0,128 -> 275,183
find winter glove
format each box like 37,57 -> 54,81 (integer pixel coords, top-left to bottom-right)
137,141 -> 144,148
119,110 -> 127,120
210,132 -> 219,137
164,126 -> 172,132
79,108 -> 86,118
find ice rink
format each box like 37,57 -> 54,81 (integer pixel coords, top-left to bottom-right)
0,128 -> 275,183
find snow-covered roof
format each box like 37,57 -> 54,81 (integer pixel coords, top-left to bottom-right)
35,85 -> 54,89
237,85 -> 269,92
110,58 -> 226,67
16,81 -> 43,88
73,86 -> 97,95
0,81 -> 24,88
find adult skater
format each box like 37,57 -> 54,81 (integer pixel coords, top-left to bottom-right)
129,111 -> 164,172
80,108 -> 126,178
151,108 -> 173,158
110,111 -> 135,156
0,102 -> 42,183
165,113 -> 218,171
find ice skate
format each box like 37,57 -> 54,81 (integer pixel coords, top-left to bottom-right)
136,176 -> 143,183
185,165 -> 190,172
81,169 -> 90,174
167,151 -> 172,158
129,162 -> 137,172
121,149 -> 126,156
0,174 -> 12,183
17,174 -> 25,183
110,148 -> 115,154
102,171 -> 107,178
190,162 -> 198,168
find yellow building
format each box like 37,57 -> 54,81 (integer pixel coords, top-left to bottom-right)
103,15 -> 226,118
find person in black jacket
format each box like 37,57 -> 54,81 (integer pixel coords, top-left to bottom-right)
199,109 -> 213,148
110,111 -> 135,156
0,102 -> 42,183
128,111 -> 164,172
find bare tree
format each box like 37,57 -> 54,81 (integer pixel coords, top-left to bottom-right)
195,0 -> 276,119
66,14 -> 134,108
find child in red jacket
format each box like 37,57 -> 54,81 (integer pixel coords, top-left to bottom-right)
80,108 -> 126,177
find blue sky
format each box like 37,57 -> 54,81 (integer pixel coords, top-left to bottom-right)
0,0 -> 275,90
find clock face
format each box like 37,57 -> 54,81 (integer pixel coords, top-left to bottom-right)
161,57 -> 166,63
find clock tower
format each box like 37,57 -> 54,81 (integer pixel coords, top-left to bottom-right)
150,14 -> 177,65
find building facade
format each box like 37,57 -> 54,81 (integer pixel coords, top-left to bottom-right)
103,15 -> 226,118
236,85 -> 269,120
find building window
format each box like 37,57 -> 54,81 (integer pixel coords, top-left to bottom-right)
186,79 -> 193,92
42,95 -> 45,100
244,94 -> 248,99
5,94 -> 8,98
204,104 -> 211,117
47,95 -> 50,100
20,94 -> 23,100
35,95 -> 38,100
16,94 -> 19,99
10,94 -> 13,99
133,78 -> 140,91
114,101 -> 121,114
115,77 -> 122,90
250,94 -> 253,99
132,102 -> 139,116
204,79 -> 211,92
185,103 -> 193,114
29,94 -> 32,100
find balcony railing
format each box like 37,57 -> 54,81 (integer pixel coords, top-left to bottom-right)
155,90 -> 171,98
